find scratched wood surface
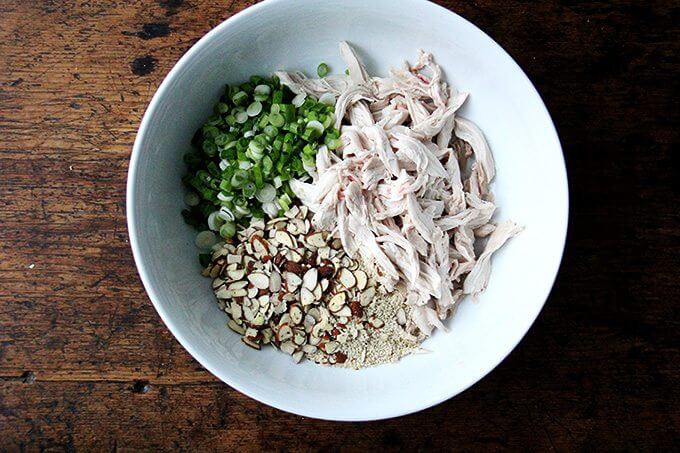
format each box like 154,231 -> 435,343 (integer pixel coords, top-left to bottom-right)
0,0 -> 678,450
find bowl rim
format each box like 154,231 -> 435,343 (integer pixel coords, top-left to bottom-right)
126,0 -> 569,421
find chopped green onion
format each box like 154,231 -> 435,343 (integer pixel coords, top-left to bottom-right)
268,113 -> 285,127
246,101 -> 263,117
232,91 -> 248,105
255,183 -> 276,203
219,221 -> 236,239
292,93 -> 307,107
242,181 -> 257,198
207,211 -> 224,231
235,111 -> 248,123
317,63 -> 330,77
319,93 -> 336,106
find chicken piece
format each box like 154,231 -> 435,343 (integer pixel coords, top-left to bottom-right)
348,100 -> 375,127
454,117 -> 495,185
463,221 -> 523,295
339,41 -> 373,86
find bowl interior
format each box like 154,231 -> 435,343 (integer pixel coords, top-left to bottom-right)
128,0 -> 567,421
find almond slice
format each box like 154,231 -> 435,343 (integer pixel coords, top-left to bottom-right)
227,254 -> 242,265
306,232 -> 326,248
292,350 -> 304,363
300,287 -> 315,306
302,268 -> 318,291
325,341 -> 339,354
312,283 -> 323,301
275,230 -> 295,249
228,319 -> 245,335
228,280 -> 248,290
242,337 -> 261,350
290,304 -> 303,324
284,205 -> 300,219
360,286 -> 375,306
285,272 -> 302,291
338,268 -> 357,289
269,271 -> 282,292
277,324 -> 293,342
280,340 -> 296,355
354,270 -> 368,291
335,305 -> 352,318
320,279 -> 330,292
247,272 -> 270,290
328,292 -> 346,312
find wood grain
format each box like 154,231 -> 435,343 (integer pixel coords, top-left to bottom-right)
0,0 -> 678,450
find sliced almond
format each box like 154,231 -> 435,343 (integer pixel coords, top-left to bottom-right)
247,286 -> 259,299
228,280 -> 248,290
302,268 -> 318,291
286,222 -> 300,235
335,305 -> 352,318
293,329 -> 306,346
317,247 -> 331,260
287,249 -> 303,263
226,268 -> 246,282
227,254 -> 242,265
338,268 -> 357,289
331,238 -> 343,250
284,205 -> 300,219
247,272 -> 269,290
360,286 -> 375,306
243,305 -> 256,322
303,314 -> 316,332
325,341 -> 339,354
312,283 -> 323,301
277,324 -> 293,342
328,292 -> 347,312
284,272 -> 302,291
242,337 -> 261,350
300,205 -> 308,219
289,304 -> 303,324
320,279 -> 330,292
269,271 -> 282,292
228,319 -> 245,335
292,350 -> 304,363
280,340 -> 296,355
306,232 -> 326,248
275,230 -> 295,249
354,270 -> 368,290
251,313 -> 265,326
300,287 -> 315,306
231,303 -> 242,320
266,216 -> 287,226
302,344 -> 317,354
231,288 -> 247,298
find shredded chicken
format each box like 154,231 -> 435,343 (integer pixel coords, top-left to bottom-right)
281,42 -> 521,337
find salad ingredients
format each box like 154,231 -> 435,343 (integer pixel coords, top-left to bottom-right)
278,42 -> 521,337
204,205 -> 412,364
181,75 -> 341,243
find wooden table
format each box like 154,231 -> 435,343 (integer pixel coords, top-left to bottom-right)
1,0 -> 677,450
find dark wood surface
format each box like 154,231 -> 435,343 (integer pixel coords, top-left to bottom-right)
1,0 -> 678,450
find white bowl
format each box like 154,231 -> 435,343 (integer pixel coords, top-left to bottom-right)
127,0 -> 568,421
